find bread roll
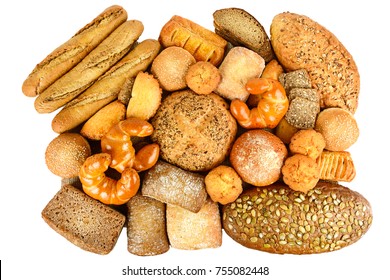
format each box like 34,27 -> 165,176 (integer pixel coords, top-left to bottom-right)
151,90 -> 237,172
45,133 -> 91,178
42,184 -> 125,255
22,5 -> 127,97
315,108 -> 359,151
230,129 -> 287,186
52,39 -> 161,133
34,20 -> 143,113
271,12 -> 360,113
316,151 -> 356,182
222,181 -> 372,254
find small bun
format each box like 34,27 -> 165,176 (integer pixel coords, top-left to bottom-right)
289,129 -> 325,159
315,108 -> 359,151
45,133 -> 91,178
230,129 -> 287,186
151,46 -> 195,91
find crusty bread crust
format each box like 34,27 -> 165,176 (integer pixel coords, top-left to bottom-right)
22,5 -> 127,97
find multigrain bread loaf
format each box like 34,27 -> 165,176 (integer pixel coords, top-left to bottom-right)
213,8 -> 274,62
222,181 -> 372,254
271,12 -> 360,113
34,20 -> 144,113
151,90 -> 237,172
42,184 -> 125,255
51,39 -> 160,133
22,5 -> 127,97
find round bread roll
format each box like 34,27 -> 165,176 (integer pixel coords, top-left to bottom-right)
315,108 -> 359,151
45,133 -> 91,178
151,46 -> 195,91
230,129 -> 287,186
151,90 -> 237,172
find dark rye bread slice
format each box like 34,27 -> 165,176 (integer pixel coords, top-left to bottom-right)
213,8 -> 274,62
42,184 -> 125,255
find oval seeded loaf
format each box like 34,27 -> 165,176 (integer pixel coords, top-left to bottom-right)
270,12 -> 360,114
222,181 -> 372,254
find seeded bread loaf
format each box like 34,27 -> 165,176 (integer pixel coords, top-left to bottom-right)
22,5 -> 127,97
42,184 -> 125,255
213,8 -> 274,62
222,181 -> 372,254
271,12 -> 360,113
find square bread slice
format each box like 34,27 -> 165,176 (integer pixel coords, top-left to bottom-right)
41,184 -> 125,255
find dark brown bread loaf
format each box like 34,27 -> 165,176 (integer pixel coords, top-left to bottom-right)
213,8 -> 274,62
42,184 -> 125,255
222,181 -> 372,254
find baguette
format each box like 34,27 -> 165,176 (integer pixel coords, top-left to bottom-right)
22,5 -> 127,97
34,20 -> 144,114
51,39 -> 161,133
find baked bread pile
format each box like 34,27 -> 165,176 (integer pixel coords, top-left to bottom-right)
24,5 -> 372,255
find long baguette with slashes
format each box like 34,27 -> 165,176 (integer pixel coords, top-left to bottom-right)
22,5 -> 127,97
34,20 -> 143,113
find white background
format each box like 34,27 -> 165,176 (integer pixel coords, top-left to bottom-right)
1,0 -> 388,279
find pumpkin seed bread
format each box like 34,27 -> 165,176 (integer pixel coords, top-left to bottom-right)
222,181 -> 372,254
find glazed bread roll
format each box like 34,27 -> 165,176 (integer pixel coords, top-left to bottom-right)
271,12 -> 360,113
22,5 -> 127,97
34,20 -> 144,113
223,181 -> 372,254
52,39 -> 160,133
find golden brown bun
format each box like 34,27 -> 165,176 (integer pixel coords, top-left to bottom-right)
185,61 -> 221,95
159,15 -> 227,66
35,20 -> 144,114
222,181 -> 372,254
80,101 -> 126,140
45,133 -> 91,178
151,90 -> 237,172
22,5 -> 127,97
51,39 -> 161,133
289,129 -> 326,160
151,46 -> 195,91
213,8 -> 274,62
282,154 -> 320,193
205,165 -> 243,205
271,12 -> 360,113
230,129 -> 287,186
315,108 -> 359,151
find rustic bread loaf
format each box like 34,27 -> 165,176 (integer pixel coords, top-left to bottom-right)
222,181 -> 372,254
151,90 -> 237,172
42,184 -> 125,255
271,12 -> 360,113
126,195 -> 169,256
